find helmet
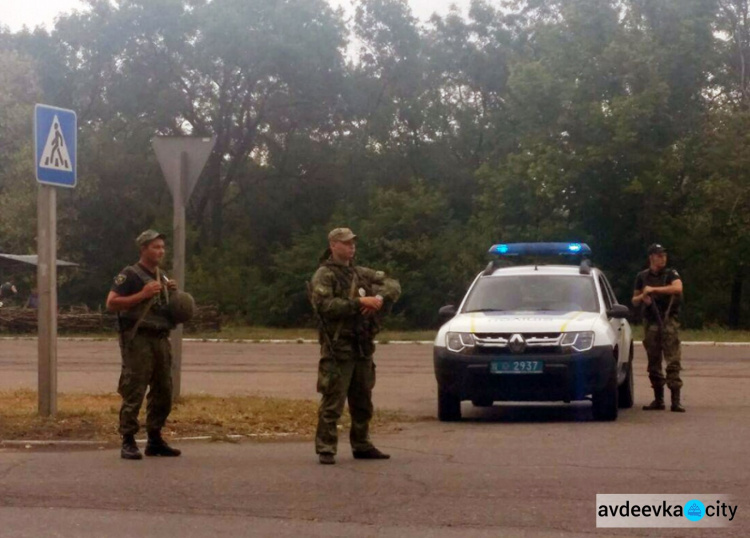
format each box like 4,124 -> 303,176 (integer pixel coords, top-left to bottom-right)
168,291 -> 195,324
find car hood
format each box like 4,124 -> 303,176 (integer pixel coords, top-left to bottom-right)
446,311 -> 601,333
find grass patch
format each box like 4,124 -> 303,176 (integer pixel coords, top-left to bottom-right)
189,325 -> 437,342
13,326 -> 439,342
0,389 -> 413,444
629,326 -> 750,342
8,325 -> 750,343
166,325 -> 750,343
202,324 -> 750,343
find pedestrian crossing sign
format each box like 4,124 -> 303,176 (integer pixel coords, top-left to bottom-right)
35,104 -> 77,188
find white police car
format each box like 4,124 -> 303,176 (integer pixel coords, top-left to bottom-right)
434,243 -> 633,421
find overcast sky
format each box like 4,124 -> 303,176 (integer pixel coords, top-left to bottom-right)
1,0 -> 475,32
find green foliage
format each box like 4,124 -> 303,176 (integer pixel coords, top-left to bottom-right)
2,0 -> 750,328
357,180 -> 479,327
0,50 -> 41,255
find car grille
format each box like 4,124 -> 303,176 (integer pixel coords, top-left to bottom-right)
473,333 -> 563,355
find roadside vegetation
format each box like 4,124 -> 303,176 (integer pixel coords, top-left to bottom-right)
2,0 -> 750,332
0,389 -> 413,444
4,326 -> 750,342
630,327 -> 750,342
189,326 -> 750,343
187,327 -> 438,342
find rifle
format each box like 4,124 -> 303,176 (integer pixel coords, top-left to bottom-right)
307,268 -> 360,356
648,297 -> 663,329
646,293 -> 675,332
307,281 -> 336,354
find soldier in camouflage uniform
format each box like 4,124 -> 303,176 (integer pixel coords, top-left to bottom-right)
632,243 -> 685,413
310,228 -> 401,465
0,281 -> 18,306
106,230 -> 183,460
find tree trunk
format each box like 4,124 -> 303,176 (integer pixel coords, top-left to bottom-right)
209,156 -> 223,248
728,265 -> 744,328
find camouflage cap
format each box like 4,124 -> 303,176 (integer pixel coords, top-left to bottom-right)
647,243 -> 666,255
328,227 -> 357,242
136,229 -> 166,247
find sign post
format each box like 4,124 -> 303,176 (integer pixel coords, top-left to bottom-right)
34,104 -> 77,416
37,185 -> 57,416
152,136 -> 215,399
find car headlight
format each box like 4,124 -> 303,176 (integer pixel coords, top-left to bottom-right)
560,331 -> 594,352
446,332 -> 476,353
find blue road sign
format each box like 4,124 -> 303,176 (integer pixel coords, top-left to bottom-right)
34,104 -> 77,188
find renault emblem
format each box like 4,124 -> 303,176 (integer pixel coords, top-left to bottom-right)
508,334 -> 526,354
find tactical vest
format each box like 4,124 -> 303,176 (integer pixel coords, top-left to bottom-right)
638,268 -> 681,322
323,262 -> 380,352
324,262 -> 375,299
117,264 -> 175,332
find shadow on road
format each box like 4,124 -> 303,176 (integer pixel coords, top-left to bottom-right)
460,401 -> 602,423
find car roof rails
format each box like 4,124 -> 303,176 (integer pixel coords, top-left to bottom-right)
483,259 -> 500,276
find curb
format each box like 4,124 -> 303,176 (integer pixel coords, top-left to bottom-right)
0,433 -> 301,449
1,440 -> 103,448
681,342 -> 750,346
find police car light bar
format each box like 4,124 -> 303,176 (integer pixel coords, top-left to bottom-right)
488,242 -> 592,257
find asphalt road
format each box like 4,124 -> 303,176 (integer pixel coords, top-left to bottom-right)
1,339 -> 748,536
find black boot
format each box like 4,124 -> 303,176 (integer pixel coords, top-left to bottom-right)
121,434 -> 142,460
353,447 -> 390,460
145,430 -> 182,457
642,386 -> 666,410
670,388 -> 686,413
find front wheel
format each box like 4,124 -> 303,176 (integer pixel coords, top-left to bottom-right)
438,388 -> 461,421
592,362 -> 618,421
618,346 -> 635,409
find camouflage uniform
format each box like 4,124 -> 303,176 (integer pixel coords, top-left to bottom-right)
0,282 -> 18,305
111,263 -> 175,436
311,259 -> 400,456
634,267 -> 683,391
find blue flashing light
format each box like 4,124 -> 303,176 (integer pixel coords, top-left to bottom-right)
488,242 -> 592,257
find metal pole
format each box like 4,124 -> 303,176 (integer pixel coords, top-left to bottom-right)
37,184 -> 57,416
170,151 -> 187,400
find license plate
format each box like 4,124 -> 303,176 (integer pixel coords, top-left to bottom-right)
490,360 -> 543,374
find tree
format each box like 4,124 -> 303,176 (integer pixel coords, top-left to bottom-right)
2,0 -> 749,328
0,49 -> 42,254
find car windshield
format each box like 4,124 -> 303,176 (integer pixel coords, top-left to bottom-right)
462,274 -> 599,313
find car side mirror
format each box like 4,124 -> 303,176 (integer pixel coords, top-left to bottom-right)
607,304 -> 630,319
438,305 -> 457,323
